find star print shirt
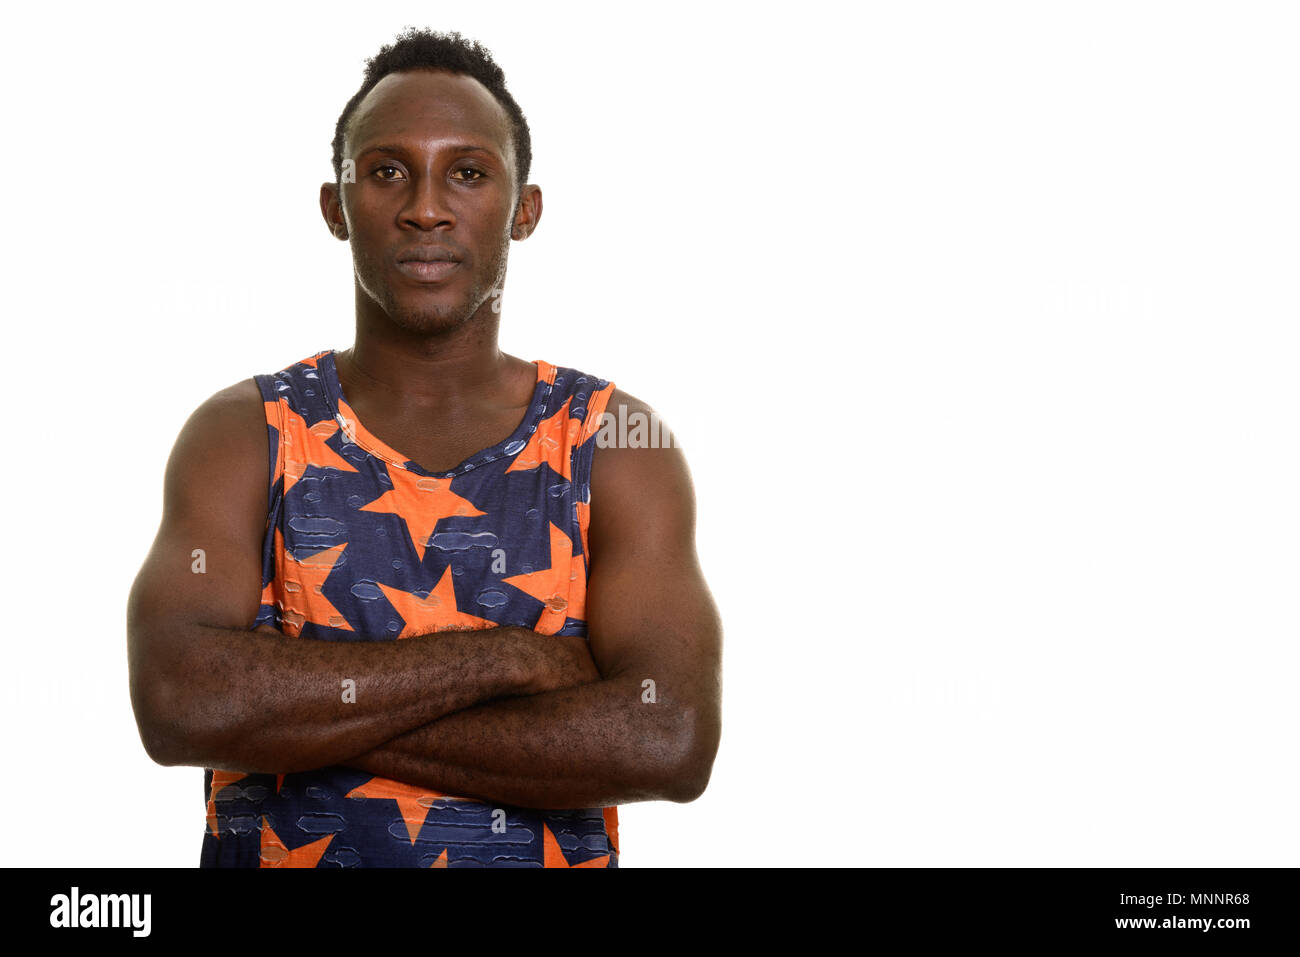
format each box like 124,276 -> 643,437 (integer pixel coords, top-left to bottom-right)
199,349 -> 620,868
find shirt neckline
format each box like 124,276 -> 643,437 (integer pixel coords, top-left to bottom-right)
318,348 -> 557,478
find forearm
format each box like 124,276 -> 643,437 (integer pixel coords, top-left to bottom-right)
137,623 -> 549,773
345,674 -> 710,809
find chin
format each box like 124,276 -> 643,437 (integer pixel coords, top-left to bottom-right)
386,297 -> 476,335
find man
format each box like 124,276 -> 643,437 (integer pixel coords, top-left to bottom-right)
126,29 -> 722,868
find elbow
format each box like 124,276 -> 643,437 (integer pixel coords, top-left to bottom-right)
129,627 -> 192,766
665,762 -> 713,804
134,705 -> 185,767
139,723 -> 183,767
133,686 -> 186,766
129,624 -> 235,768
657,704 -> 720,804
131,669 -> 206,768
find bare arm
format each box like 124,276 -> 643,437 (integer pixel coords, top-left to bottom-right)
127,379 -> 598,774
344,391 -> 723,808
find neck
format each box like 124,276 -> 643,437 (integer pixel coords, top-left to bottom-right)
344,290 -> 512,408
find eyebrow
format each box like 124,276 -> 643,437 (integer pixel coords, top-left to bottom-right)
356,144 -> 498,159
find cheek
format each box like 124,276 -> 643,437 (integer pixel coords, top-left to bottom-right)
347,222 -> 386,263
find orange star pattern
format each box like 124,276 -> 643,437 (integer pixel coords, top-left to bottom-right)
202,353 -> 622,868
376,566 -> 497,637
207,772 -> 286,838
206,770 -> 248,838
603,808 -> 619,856
575,499 -> 592,558
503,522 -> 579,635
259,816 -> 335,867
279,411 -> 359,497
506,398 -> 576,479
361,483 -> 484,561
280,542 -> 353,636
345,776 -> 468,844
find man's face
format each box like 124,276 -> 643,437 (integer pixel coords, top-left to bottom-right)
327,69 -> 528,334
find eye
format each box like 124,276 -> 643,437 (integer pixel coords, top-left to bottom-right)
373,165 -> 405,181
452,167 -> 485,182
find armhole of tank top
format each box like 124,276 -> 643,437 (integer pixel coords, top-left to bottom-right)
251,373 -> 285,513
572,379 -> 616,564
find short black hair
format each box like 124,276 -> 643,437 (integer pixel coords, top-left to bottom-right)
331,28 -> 532,193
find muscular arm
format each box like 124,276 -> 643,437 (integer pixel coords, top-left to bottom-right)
127,380 -> 597,774
344,391 -> 724,808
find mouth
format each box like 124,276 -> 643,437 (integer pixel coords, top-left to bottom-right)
395,259 -> 461,282
395,248 -> 463,283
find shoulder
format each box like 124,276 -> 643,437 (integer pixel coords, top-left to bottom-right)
588,386 -> 696,544
591,386 -> 684,453
543,360 -> 616,415
252,350 -> 333,417
176,378 -> 266,455
163,377 -> 270,504
182,346 -> 331,440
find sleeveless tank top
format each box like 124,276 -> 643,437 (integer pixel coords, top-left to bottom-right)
199,348 -> 619,867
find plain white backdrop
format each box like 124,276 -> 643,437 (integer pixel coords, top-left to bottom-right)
1,1 -> 1297,867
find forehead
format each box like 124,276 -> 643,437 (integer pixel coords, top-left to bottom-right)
346,69 -> 513,160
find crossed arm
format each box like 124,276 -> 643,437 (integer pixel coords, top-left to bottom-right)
343,398 -> 723,807
128,382 -> 721,807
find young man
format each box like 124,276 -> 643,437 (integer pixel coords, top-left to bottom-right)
126,29 -> 722,867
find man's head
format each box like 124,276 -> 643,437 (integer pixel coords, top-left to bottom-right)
331,29 -> 532,195
321,29 -> 540,337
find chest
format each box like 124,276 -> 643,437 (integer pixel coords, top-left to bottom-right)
350,402 -> 531,475
273,456 -> 585,640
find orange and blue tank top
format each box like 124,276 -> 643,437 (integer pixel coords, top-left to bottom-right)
200,348 -> 619,867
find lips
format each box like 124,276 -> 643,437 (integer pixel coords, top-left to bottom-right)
398,246 -> 460,264
395,246 -> 462,283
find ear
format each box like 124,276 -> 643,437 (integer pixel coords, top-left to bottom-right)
510,184 -> 543,241
320,182 -> 348,240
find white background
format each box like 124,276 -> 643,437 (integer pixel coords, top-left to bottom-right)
1,1 -> 1297,866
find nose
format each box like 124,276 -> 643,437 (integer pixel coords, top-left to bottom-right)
399,171 -> 454,231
